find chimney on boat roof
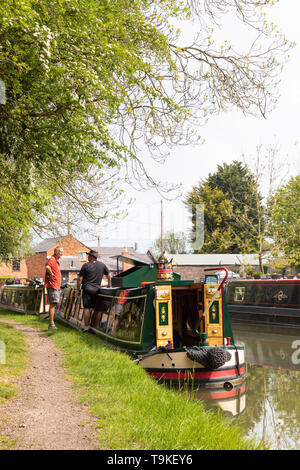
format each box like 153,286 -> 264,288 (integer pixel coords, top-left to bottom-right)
121,247 -> 130,272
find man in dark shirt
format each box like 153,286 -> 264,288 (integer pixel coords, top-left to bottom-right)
76,250 -> 112,332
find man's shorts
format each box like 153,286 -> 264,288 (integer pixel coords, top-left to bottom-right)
82,286 -> 100,309
47,288 -> 61,304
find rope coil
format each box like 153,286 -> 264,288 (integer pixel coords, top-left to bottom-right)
185,347 -> 231,369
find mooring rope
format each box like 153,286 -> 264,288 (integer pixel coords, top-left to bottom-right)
134,346 -> 173,364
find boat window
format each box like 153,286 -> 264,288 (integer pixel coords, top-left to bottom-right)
25,289 -> 38,312
93,291 -> 147,343
94,295 -> 114,332
57,289 -> 70,317
109,295 -> 147,342
5,289 -> 12,305
234,287 -> 245,302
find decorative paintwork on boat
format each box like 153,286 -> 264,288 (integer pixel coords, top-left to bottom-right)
0,283 -> 48,315
0,259 -> 246,389
227,279 -> 300,327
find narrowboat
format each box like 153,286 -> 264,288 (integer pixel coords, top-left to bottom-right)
0,256 -> 246,389
227,279 -> 300,327
0,279 -> 48,316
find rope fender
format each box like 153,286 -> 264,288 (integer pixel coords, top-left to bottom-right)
185,347 -> 232,369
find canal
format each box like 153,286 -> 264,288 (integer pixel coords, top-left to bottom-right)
200,321 -> 300,450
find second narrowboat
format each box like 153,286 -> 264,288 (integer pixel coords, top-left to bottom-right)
227,278 -> 300,327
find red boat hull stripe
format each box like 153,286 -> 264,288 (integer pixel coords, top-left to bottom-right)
197,385 -> 246,400
147,366 -> 246,380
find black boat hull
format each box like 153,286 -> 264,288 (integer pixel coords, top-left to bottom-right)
227,279 -> 300,327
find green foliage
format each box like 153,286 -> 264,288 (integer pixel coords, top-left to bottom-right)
150,230 -> 189,256
268,175 -> 300,266
184,161 -> 264,253
0,1 -> 293,258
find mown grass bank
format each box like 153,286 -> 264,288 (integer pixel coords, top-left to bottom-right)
0,311 -> 265,450
0,320 -> 29,449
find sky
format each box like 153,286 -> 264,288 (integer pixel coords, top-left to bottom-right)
82,1 -> 300,253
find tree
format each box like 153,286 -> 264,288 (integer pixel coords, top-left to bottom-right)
150,230 -> 189,256
268,175 -> 300,268
34,168 -> 130,240
0,0 -> 293,258
184,161 -> 264,254
242,141 -> 292,271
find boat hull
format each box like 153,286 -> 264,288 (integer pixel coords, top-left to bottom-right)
228,304 -> 300,327
227,279 -> 300,327
137,348 -> 246,389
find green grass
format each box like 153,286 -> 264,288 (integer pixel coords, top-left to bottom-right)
0,319 -> 29,449
0,321 -> 28,405
0,310 -> 265,450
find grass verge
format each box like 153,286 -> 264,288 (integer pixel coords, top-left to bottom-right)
0,319 -> 29,449
0,310 -> 265,450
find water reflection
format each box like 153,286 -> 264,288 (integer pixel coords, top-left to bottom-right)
192,384 -> 246,418
173,322 -> 300,449
231,322 -> 300,449
234,363 -> 300,450
233,322 -> 300,371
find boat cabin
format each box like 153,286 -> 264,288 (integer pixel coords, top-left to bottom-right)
55,256 -> 234,353
0,256 -> 234,353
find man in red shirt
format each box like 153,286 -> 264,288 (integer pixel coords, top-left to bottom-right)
45,246 -> 64,330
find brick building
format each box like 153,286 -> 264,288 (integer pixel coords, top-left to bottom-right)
169,253 -> 262,281
26,235 -> 92,284
0,241 -> 264,286
0,235 -> 152,285
0,258 -> 28,283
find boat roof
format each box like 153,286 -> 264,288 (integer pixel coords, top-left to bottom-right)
110,254 -> 151,267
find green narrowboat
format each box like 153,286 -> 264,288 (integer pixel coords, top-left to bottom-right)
0,256 -> 246,389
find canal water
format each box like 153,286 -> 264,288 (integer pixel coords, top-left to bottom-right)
200,321 -> 300,450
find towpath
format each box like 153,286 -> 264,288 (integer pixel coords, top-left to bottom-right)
0,320 -> 99,450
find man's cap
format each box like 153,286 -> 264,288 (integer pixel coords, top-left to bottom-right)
86,250 -> 99,259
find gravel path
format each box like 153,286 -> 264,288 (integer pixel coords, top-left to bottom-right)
0,321 -> 99,450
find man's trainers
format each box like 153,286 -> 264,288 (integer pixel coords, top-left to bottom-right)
48,323 -> 57,330
82,326 -> 90,333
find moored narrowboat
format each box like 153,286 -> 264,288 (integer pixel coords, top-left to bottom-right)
227,279 -> 300,327
0,256 -> 246,389
0,279 -> 48,316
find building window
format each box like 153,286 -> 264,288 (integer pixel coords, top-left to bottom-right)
12,259 -> 21,272
78,252 -> 87,261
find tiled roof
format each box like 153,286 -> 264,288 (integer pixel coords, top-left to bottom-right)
33,237 -> 61,253
89,247 -> 152,269
33,239 -> 152,272
169,253 -> 264,266
60,257 -> 83,271
33,236 -> 91,253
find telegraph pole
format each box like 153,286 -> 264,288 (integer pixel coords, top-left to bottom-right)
161,200 -> 164,256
